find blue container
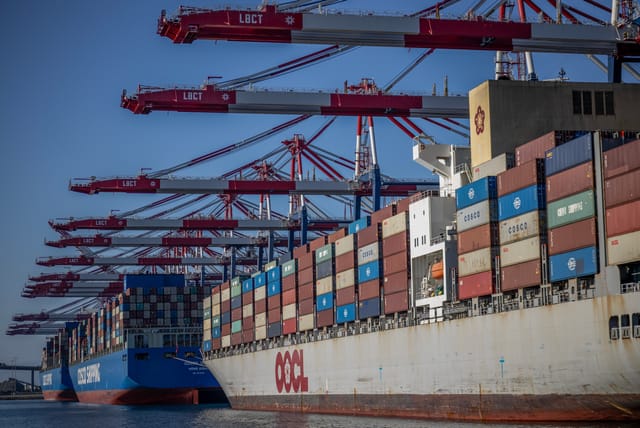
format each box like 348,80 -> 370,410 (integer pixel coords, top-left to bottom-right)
316,292 -> 334,311
336,303 -> 356,323
549,246 -> 598,282
242,278 -> 253,294
203,340 -> 212,352
498,184 -> 546,221
254,272 -> 266,288
267,321 -> 282,338
231,296 -> 242,310
545,134 -> 593,176
455,176 -> 497,210
267,266 -> 281,283
358,297 -> 380,319
221,311 -> 231,325
212,326 -> 221,339
358,260 -> 381,283
267,280 -> 281,297
124,274 -> 185,290
348,216 -> 371,234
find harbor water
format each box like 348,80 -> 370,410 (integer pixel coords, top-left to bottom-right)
0,400 -> 635,428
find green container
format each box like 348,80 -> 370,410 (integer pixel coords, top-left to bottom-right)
547,190 -> 595,229
231,277 -> 241,287
211,315 -> 221,328
281,259 -> 297,277
315,243 -> 334,264
231,283 -> 242,298
231,320 -> 242,334
203,307 -> 211,320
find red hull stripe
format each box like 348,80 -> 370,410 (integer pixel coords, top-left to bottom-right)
43,389 -> 78,402
75,388 -> 199,405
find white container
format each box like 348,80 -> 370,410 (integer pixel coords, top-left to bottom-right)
456,200 -> 496,233
315,276 -> 334,295
299,314 -> 315,331
458,246 -> 497,277
499,210 -> 541,245
358,242 -> 380,265
255,325 -> 267,340
255,312 -> 267,327
334,234 -> 355,256
607,230 -> 640,265
335,269 -> 355,290
282,303 -> 297,320
222,335 -> 231,348
211,304 -> 220,316
254,286 -> 266,301
473,152 -> 514,181
221,288 -> 230,302
242,303 -> 253,318
382,212 -> 408,238
500,236 -> 541,267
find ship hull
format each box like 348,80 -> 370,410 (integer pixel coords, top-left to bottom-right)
206,293 -> 640,421
70,346 -> 223,405
40,365 -> 77,402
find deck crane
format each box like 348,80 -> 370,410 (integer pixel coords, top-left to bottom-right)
7,299 -> 100,335
35,255 -> 261,267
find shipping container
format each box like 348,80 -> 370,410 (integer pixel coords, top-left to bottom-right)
298,283 -> 314,301
497,159 -> 544,197
255,325 -> 267,340
253,272 -> 266,288
607,230 -> 640,265
282,274 -> 296,291
282,303 -> 296,320
357,224 -> 382,247
231,332 -> 242,346
316,292 -> 334,311
604,168 -> 640,208
255,312 -> 266,327
316,309 -> 334,328
316,259 -> 334,279
548,217 -> 597,255
336,286 -> 355,305
358,297 -> 381,319
455,176 -> 498,210
473,152 -> 515,181
603,138 -> 640,179
299,313 -> 314,331
315,276 -> 334,295
267,307 -> 281,323
335,251 -> 356,272
254,299 -> 266,314
267,281 -> 281,297
328,228 -> 347,244
358,260 -> 382,282
281,259 -> 296,277
456,199 -> 498,233
395,196 -> 412,214
242,303 -> 253,318
383,270 -> 410,294
242,329 -> 254,343
298,298 -> 314,315
334,234 -> 355,256
267,266 -> 281,283
500,236 -> 541,267
309,236 -> 328,252
267,294 -> 281,310
384,291 -> 409,314
549,246 -> 598,282
348,216 -> 371,235
546,161 -> 594,203
358,242 -> 380,265
336,303 -> 357,323
298,267 -> 314,285
282,318 -> 297,335
242,278 -> 253,294
231,296 -> 242,310
515,131 -> 557,166
382,251 -> 409,276
606,199 -> 640,237
221,336 -> 231,348
267,322 -> 282,338
371,205 -> 395,225
458,270 -> 496,300
254,285 -> 266,302
292,243 -> 309,259
282,288 -> 296,306
242,317 -> 254,330
498,184 -> 545,221
458,247 -> 498,277
382,211 -> 409,238
499,210 -> 543,245
547,190 -> 595,229
358,279 -> 381,300
382,232 -> 408,256
458,222 -> 499,254
544,133 -> 593,176
335,269 -> 355,290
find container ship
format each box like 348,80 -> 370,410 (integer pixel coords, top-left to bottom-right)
43,274 -> 225,405
201,81 -> 640,422
40,324 -> 78,401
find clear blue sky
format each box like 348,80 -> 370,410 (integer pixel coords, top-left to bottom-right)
0,1 -> 625,378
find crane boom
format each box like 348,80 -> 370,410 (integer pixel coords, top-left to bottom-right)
45,235 -> 297,248
156,4 -> 638,55
121,85 -> 468,117
36,255 -> 259,267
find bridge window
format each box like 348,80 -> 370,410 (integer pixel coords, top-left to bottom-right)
633,313 -> 640,338
609,316 -> 619,340
572,91 -> 593,115
621,314 -> 631,339
594,91 -> 614,115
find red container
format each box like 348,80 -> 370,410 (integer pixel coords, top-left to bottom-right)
546,161 -> 593,203
327,228 -> 347,243
500,259 -> 541,291
335,251 -> 356,272
359,279 -> 381,300
298,267 -> 314,284
268,307 -> 281,323
242,292 -> 253,305
384,291 -> 409,314
221,324 -> 231,336
221,281 -> 230,292
458,270 -> 495,300
212,338 -> 221,350
298,283 -> 314,301
336,285 -> 355,306
231,307 -> 242,321
231,332 -> 242,346
382,231 -> 408,256
497,159 -> 544,196
309,236 -> 327,252
282,275 -> 296,291
282,318 -> 297,335
383,251 -> 409,275
457,223 -> 498,255
371,204 -> 395,225
221,300 -> 230,313
395,196 -> 412,214
383,270 -> 410,294
292,243 -> 309,258
605,169 -> 640,208
242,329 -> 254,343
604,139 -> 640,179
548,217 -> 597,255
282,289 -> 296,306
298,298 -> 313,315
254,299 -> 266,314
606,199 -> 640,237
316,309 -> 334,328
267,295 -> 281,309
298,253 -> 314,269
357,224 -> 381,247
242,317 -> 254,330
515,131 -> 556,166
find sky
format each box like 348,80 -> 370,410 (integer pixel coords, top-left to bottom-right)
0,0 -> 631,381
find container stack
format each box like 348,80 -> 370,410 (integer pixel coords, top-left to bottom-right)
230,277 -> 243,345
241,277 -> 254,343
334,232 -> 357,324
220,281 -> 231,348
202,293 -> 212,352
357,221 -> 383,318
603,138 -> 640,266
472,152 -> 514,180
253,272 -> 267,340
382,211 -> 410,314
266,265 -> 282,338
296,245 -> 315,332
497,159 -> 547,290
281,259 -> 298,334
211,285 -> 221,350
455,176 -> 499,299
545,134 -> 599,282
315,243 -> 335,328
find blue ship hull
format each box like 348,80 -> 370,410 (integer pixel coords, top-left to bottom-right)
40,365 -> 77,401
